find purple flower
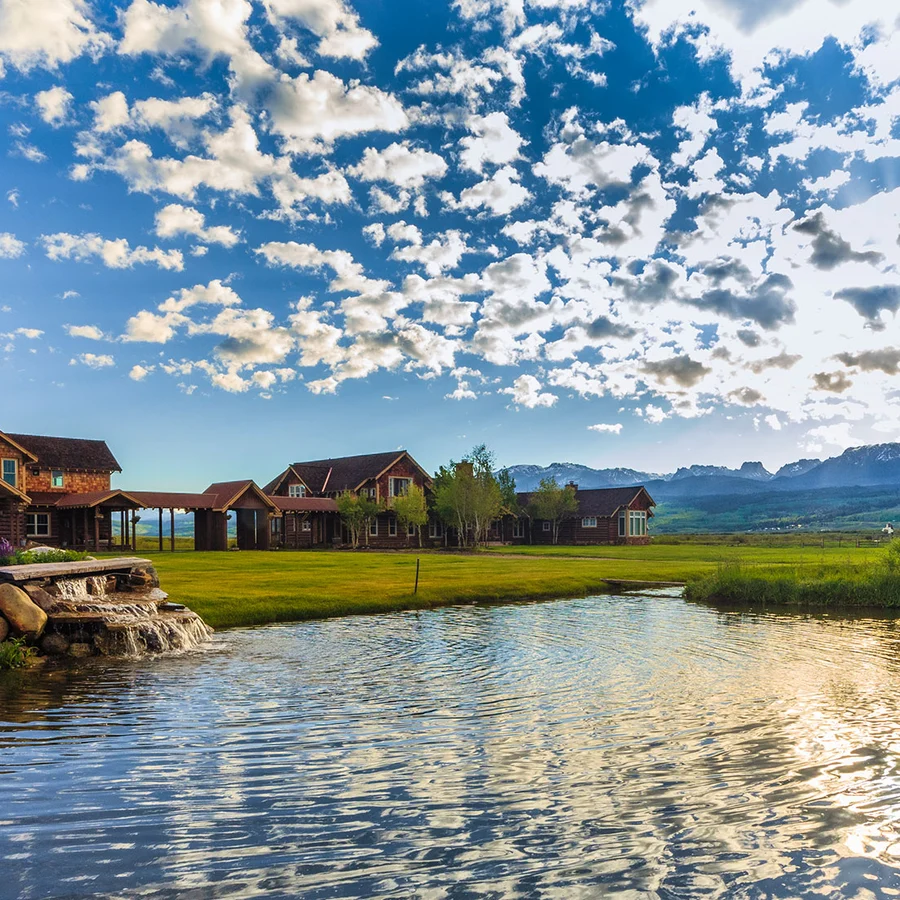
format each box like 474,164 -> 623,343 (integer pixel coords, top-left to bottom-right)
0,538 -> 13,558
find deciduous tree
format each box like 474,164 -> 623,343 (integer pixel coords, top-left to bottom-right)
528,478 -> 578,545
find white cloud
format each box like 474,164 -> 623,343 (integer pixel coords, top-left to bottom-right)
154,203 -> 241,247
588,423 -> 623,434
349,141 -> 447,188
802,421 -> 856,454
65,324 -> 104,339
263,0 -> 377,60
129,363 -> 153,380
0,233 -> 26,259
0,0 -> 110,71
91,91 -> 130,133
268,69 -> 408,154
459,111 -> 525,173
71,352 -> 114,368
13,327 -> 43,339
453,166 -> 531,216
502,374 -> 558,408
41,232 -> 184,271
35,86 -> 74,126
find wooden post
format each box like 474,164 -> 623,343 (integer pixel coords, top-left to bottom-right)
83,509 -> 89,550
170,508 -> 176,552
93,511 -> 100,552
159,508 -> 164,552
414,557 -> 420,594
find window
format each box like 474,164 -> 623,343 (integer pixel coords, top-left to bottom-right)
629,510 -> 647,537
26,513 -> 50,537
389,518 -> 398,537
51,470 -> 65,488
2,459 -> 17,488
429,521 -> 443,539
618,511 -> 626,537
288,484 -> 307,498
365,487 -> 377,499
542,521 -> 551,532
370,519 -> 379,536
582,517 -> 597,528
513,519 -> 525,539
389,477 -> 412,497
302,520 -> 311,532
271,518 -> 283,536
408,523 -> 417,536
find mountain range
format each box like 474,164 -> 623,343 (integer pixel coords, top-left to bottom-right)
504,444 -> 900,532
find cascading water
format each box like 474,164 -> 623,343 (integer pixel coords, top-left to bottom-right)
45,569 -> 212,657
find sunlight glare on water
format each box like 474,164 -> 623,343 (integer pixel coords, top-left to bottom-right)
3,593 -> 900,898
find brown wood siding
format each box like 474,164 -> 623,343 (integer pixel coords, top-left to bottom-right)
0,436 -> 29,495
0,499 -> 25,547
27,468 -> 111,493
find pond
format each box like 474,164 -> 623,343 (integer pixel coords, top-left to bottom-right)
3,592 -> 900,898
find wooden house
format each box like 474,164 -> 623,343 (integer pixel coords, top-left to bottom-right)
264,450 -> 434,548
505,484 -> 655,545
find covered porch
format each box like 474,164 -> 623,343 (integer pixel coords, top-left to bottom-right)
50,490 -> 144,552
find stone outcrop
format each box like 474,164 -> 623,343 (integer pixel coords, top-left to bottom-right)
0,583 -> 48,639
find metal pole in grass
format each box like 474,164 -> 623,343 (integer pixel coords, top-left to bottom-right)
414,558 -> 420,594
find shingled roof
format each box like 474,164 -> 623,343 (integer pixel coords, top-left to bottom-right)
7,433 -> 121,472
516,486 -> 655,518
265,450 -> 428,495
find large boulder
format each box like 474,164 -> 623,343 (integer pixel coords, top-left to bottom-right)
41,633 -> 70,656
0,583 -> 48,639
0,616 -> 8,643
21,584 -> 62,614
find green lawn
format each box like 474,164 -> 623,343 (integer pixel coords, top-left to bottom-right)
127,542 -> 892,629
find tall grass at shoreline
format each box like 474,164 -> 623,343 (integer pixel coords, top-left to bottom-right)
685,541 -> 900,608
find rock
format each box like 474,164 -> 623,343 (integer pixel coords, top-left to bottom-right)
21,584 -> 62,613
130,566 -> 160,588
41,633 -> 70,655
67,642 -> 93,658
0,616 -> 8,643
0,584 -> 48,639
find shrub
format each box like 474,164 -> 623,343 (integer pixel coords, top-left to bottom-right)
3,549 -> 87,566
0,637 -> 36,670
0,537 -> 14,565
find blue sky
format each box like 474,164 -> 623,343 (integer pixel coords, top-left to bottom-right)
1,0 -> 900,490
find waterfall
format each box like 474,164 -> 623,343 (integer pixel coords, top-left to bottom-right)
47,572 -> 212,658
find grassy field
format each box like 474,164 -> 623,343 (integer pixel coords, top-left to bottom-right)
117,540 -> 895,629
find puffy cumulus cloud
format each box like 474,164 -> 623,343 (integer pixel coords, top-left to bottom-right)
70,352 -> 114,368
263,0 -> 377,60
91,91 -> 130,133
0,233 -> 26,259
835,348 -> 900,377
129,363 -> 154,380
501,374 -> 558,408
35,86 -> 74,126
802,421 -> 857,454
0,0 -> 110,72
450,166 -> 531,216
348,141 -> 447,189
190,307 -> 295,367
65,324 -> 105,339
267,69 -> 408,154
388,226 -> 474,277
41,232 -> 184,271
459,111 -> 525,174
629,0 -> 900,93
588,422 -> 623,434
154,203 -> 241,247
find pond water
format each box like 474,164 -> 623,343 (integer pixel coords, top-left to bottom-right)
3,592 -> 900,899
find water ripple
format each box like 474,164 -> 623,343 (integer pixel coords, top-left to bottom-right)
3,595 -> 900,898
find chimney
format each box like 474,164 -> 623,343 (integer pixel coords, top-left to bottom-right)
566,481 -> 578,491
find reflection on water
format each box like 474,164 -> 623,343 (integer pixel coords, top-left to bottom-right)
4,593 -> 900,898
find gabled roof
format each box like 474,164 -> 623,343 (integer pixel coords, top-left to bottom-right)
7,433 -> 121,472
128,491 -> 220,510
203,480 -> 276,512
0,431 -> 39,462
287,450 -> 430,493
517,485 -> 655,518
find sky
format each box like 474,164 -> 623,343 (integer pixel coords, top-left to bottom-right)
1,0 -> 900,490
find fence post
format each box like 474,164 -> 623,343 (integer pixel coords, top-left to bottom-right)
414,558 -> 420,594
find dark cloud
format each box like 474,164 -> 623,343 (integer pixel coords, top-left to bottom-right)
615,260 -> 680,303
702,257 -> 753,286
691,273 -> 796,330
729,386 -> 764,405
834,285 -> 900,324
812,371 -> 853,393
793,212 -> 884,271
737,329 -> 761,347
747,352 -> 802,374
586,315 -> 638,340
642,355 -> 711,388
835,348 -> 900,375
